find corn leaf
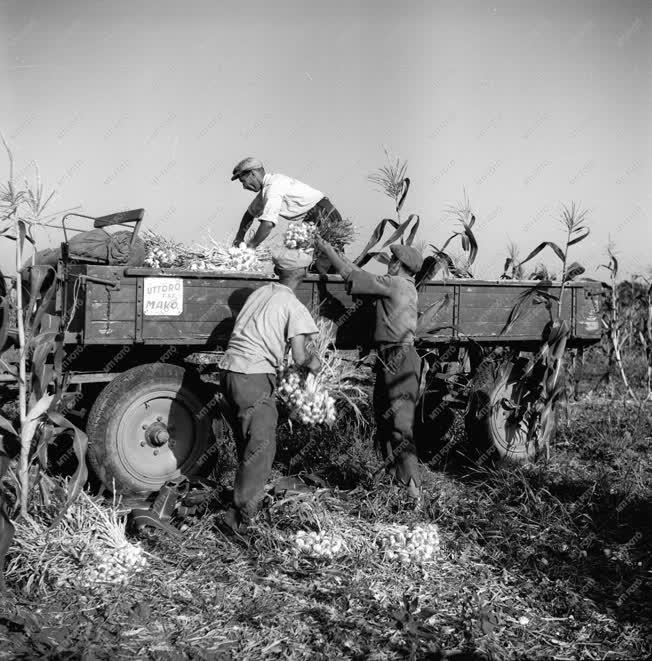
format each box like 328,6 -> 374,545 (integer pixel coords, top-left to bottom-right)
396,177 -> 410,213
353,218 -> 398,265
0,413 -> 17,438
29,332 -> 57,406
563,261 -> 585,282
20,394 -> 54,467
519,241 -> 565,265
416,295 -> 451,335
0,295 -> 11,352
35,421 -> 55,470
46,411 -> 88,505
567,226 -> 590,246
501,282 -> 555,335
379,214 -> 420,250
356,251 -> 392,268
0,495 -> 13,592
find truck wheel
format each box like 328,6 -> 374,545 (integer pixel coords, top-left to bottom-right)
465,359 -> 555,462
87,363 -> 224,496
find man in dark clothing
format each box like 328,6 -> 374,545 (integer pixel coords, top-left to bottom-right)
314,237 -> 423,500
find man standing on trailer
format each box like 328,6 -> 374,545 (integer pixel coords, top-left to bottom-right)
217,247 -> 321,535
314,236 -> 423,501
230,157 -> 343,254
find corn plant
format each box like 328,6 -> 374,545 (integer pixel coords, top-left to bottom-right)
599,245 -> 640,401
633,274 -> 652,399
417,190 -> 478,285
355,150 -> 419,267
367,147 -> 410,223
0,137 -> 88,530
499,203 -> 590,457
500,242 -> 525,280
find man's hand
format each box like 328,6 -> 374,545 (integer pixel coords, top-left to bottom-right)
305,354 -> 322,375
234,211 -> 254,247
314,235 -> 332,255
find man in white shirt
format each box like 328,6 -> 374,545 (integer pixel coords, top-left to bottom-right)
217,246 -> 321,536
230,157 -> 343,254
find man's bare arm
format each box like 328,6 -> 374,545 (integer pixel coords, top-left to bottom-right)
290,334 -> 321,374
233,211 -> 254,246
246,221 -> 274,249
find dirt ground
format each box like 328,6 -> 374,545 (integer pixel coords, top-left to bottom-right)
1,356 -> 650,660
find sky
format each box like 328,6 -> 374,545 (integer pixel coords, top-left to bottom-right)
2,0 -> 651,279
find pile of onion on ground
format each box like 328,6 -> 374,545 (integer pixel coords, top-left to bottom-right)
5,485 -> 150,593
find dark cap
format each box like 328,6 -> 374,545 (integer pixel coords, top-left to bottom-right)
390,244 -> 423,274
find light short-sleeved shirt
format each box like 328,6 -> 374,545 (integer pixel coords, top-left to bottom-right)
347,270 -> 418,345
247,173 -> 323,226
222,283 -> 318,374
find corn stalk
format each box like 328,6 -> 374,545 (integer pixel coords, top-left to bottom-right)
367,147 -> 410,224
599,246 -> 638,401
633,275 -> 652,399
499,203 -> 590,455
1,138 -> 88,529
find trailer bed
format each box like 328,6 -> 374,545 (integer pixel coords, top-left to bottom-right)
59,265 -> 603,349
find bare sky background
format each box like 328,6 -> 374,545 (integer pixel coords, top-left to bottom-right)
2,0 -> 651,278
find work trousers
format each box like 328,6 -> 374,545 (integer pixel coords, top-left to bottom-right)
304,197 -> 344,274
373,344 -> 421,487
223,371 -> 278,519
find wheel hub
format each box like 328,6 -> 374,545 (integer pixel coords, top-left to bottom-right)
145,421 -> 172,447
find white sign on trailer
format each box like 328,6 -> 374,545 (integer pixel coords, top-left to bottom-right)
143,277 -> 184,316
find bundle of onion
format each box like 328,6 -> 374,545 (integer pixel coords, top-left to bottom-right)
80,541 -> 147,588
143,230 -> 188,268
6,487 -> 150,593
284,222 -> 317,249
376,523 -> 440,565
293,530 -> 346,559
300,317 -> 371,426
277,367 -> 336,426
195,233 -> 272,273
143,229 -> 272,272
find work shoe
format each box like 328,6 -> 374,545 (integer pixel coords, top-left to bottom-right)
214,508 -> 250,541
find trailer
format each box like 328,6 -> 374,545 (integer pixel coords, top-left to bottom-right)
3,209 -> 603,497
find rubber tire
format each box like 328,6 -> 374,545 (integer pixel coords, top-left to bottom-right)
465,359 -> 555,463
87,363 -> 221,496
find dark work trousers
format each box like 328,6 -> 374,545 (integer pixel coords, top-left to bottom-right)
223,371 -> 279,520
303,197 -> 344,274
373,344 -> 421,487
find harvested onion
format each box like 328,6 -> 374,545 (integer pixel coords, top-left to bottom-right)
79,542 -> 147,588
293,530 -> 345,559
277,367 -> 336,426
376,523 -> 440,565
284,222 -> 317,250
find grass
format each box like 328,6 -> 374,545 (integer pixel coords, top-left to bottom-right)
1,367 -> 650,660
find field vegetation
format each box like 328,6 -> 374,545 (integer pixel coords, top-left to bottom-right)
0,146 -> 650,660
1,357 -> 649,660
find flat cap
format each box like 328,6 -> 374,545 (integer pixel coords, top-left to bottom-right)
390,244 -> 423,274
271,246 -> 313,271
231,157 -> 264,181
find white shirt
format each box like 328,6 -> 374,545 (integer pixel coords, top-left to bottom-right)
247,172 -> 323,226
222,283 -> 318,374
